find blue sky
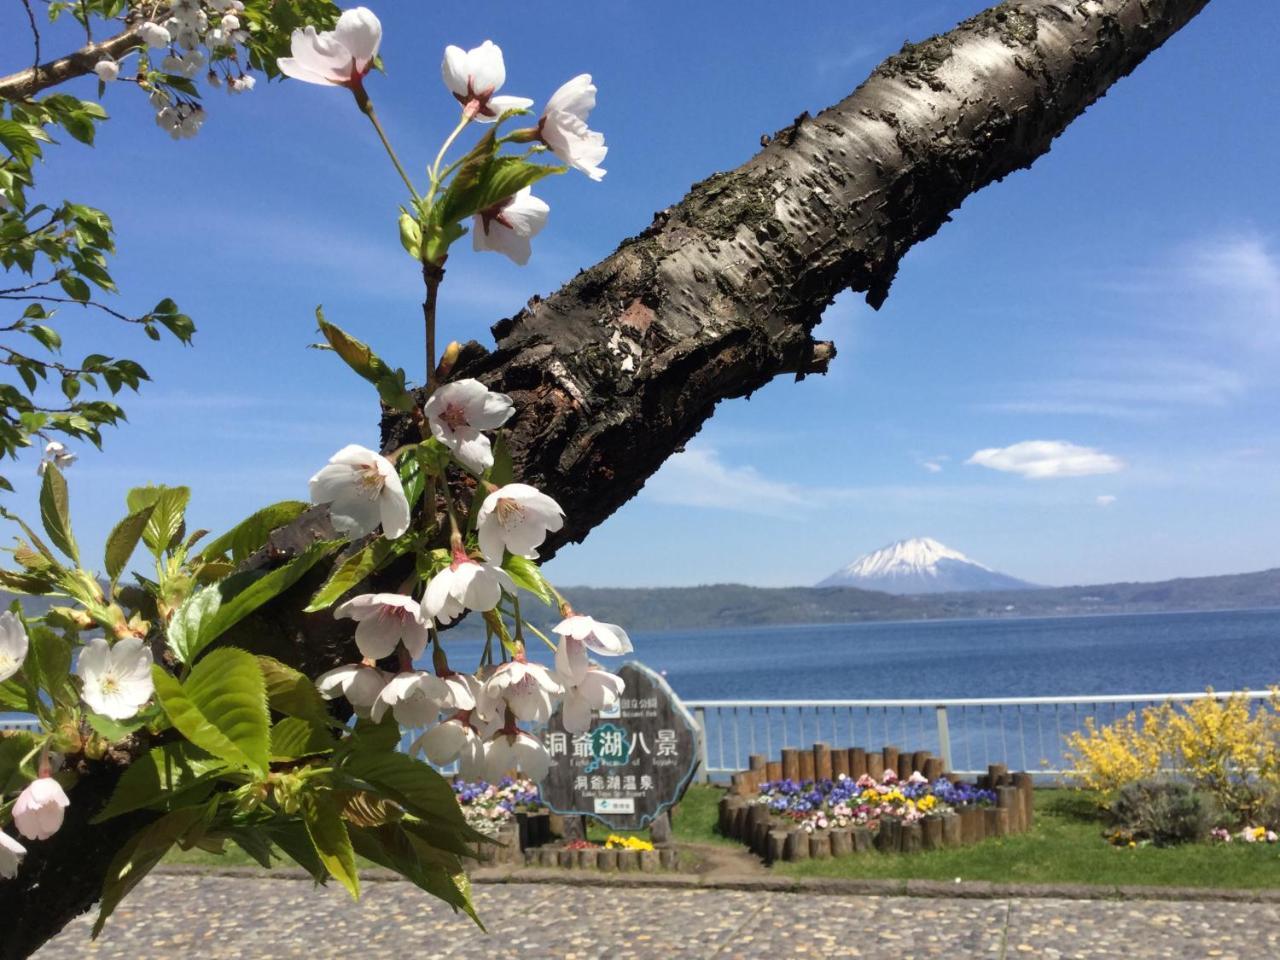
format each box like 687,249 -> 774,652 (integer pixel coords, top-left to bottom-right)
2,1 -> 1277,590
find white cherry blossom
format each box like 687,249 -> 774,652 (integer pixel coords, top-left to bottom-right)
316,663 -> 390,717
0,611 -> 28,684
423,378 -> 513,474
423,555 -> 515,619
0,831 -> 24,879
441,41 -> 532,121
560,666 -> 624,734
93,60 -> 120,83
538,74 -> 607,180
13,778 -> 70,841
483,659 -> 563,723
476,483 -> 564,561
335,593 -> 430,660
309,444 -> 410,540
37,441 -> 76,476
277,7 -> 382,88
370,671 -> 450,727
472,187 -> 549,266
484,728 -> 550,781
77,637 -> 154,721
553,614 -> 633,684
138,22 -> 172,49
412,715 -> 484,774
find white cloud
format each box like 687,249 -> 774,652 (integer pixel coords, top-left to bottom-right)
966,440 -> 1124,479
921,460 -> 944,474
1095,495 -> 1117,507
642,447 -> 809,517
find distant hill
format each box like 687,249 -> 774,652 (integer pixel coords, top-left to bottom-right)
817,537 -> 1034,594
551,567 -> 1280,631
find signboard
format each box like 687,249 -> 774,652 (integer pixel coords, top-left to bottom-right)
538,661 -> 700,831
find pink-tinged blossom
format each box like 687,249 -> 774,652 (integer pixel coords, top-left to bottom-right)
277,7 -> 382,88
0,831 -> 25,878
476,483 -> 564,561
553,614 -> 632,684
335,593 -> 431,660
472,187 -> 549,266
441,41 -> 532,121
370,671 -> 451,727
483,660 -> 562,723
423,378 -> 514,474
315,663 -> 390,718
484,729 -> 550,781
560,666 -> 624,734
538,74 -> 607,180
13,778 -> 70,841
0,611 -> 28,684
412,715 -> 484,777
309,444 -> 410,540
424,555 -> 515,619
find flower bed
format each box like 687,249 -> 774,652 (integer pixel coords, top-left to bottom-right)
452,777 -> 542,838
758,770 -> 996,833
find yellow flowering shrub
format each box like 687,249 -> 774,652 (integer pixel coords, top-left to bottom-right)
604,834 -> 654,851
1064,689 -> 1280,820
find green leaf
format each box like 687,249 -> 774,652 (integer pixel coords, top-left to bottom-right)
502,554 -> 555,606
93,741 -> 226,823
301,788 -> 359,900
151,648 -> 270,776
38,463 -> 78,564
224,827 -> 276,869
133,486 -> 190,557
340,751 -> 474,834
314,309 -> 415,412
258,656 -> 333,729
349,823 -> 480,925
59,274 -> 91,302
197,500 -> 309,565
27,623 -> 73,705
305,536 -> 410,612
271,717 -> 336,761
85,712 -> 147,742
0,678 -> 30,712
94,803 -> 212,937
0,731 -> 38,794
261,821 -> 329,883
165,583 -> 222,666
104,504 -> 155,585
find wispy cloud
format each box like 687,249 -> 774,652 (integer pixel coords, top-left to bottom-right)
1095,494 -> 1117,507
642,447 -> 809,517
966,440 -> 1124,479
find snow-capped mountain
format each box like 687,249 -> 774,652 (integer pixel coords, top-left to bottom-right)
817,537 -> 1035,594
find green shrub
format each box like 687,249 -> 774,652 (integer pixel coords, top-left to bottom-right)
1107,779 -> 1216,847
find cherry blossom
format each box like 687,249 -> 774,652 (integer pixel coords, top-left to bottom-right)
335,593 -> 430,660
441,41 -> 532,121
476,483 -> 564,561
553,614 -> 633,684
37,441 -> 76,476
76,638 -> 154,721
93,60 -> 120,83
560,665 -> 624,734
277,7 -> 382,89
13,778 -> 70,841
472,187 -> 549,266
0,611 -> 28,684
316,663 -> 391,717
370,671 -> 451,727
538,74 -> 607,180
484,728 -> 550,781
423,378 -> 514,474
412,715 -> 484,775
0,831 -> 25,879
138,22 -> 172,49
309,444 -> 410,540
483,659 -> 563,723
423,554 -> 515,619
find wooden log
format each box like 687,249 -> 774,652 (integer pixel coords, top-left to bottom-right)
849,747 -> 868,780
558,848 -> 575,868
829,828 -> 853,857
853,826 -> 874,853
766,829 -> 789,865
809,832 -> 831,859
923,757 -> 944,782
831,748 -> 850,780
524,849 -> 537,866
1013,772 -> 1035,829
997,786 -> 1022,833
746,803 -> 770,854
766,760 -> 782,782
575,848 -> 595,869
730,772 -> 750,797
911,751 -> 931,777
730,802 -> 750,840
781,748 -> 801,783
922,816 -> 944,851
658,846 -> 679,870
985,807 -> 1009,838
749,754 -> 768,773
596,849 -> 619,871
516,811 -> 531,850
960,807 -> 983,845
875,818 -> 901,853
719,796 -> 743,836
752,819 -> 771,858
941,813 -> 962,848
783,829 -> 810,861
639,849 -> 659,873
882,746 -> 899,777
900,821 -> 922,854
799,750 -> 816,782
866,751 -> 883,781
988,763 -> 1009,788
537,847 -> 558,868
813,742 -> 833,781
896,752 -> 913,782
616,848 -> 635,872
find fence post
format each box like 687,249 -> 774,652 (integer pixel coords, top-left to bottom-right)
695,707 -> 711,782
935,705 -> 953,773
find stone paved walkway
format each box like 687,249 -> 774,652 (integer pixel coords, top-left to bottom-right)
33,874 -> 1280,959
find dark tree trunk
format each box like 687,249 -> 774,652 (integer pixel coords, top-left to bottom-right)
2,1 -> 1211,956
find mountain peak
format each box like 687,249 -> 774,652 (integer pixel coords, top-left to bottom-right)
818,537 -> 1033,594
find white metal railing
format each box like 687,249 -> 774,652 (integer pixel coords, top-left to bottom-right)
684,690 -> 1277,781
0,717 -> 40,732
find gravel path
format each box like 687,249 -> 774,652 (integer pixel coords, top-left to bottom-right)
33,873 -> 1280,959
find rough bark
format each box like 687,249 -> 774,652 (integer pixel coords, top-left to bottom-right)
2,0 -> 1211,956
0,18 -> 155,102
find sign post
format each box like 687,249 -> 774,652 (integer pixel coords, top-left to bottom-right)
539,661 -> 700,832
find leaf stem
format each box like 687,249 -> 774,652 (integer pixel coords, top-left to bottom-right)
353,88 -> 421,204
426,115 -> 471,204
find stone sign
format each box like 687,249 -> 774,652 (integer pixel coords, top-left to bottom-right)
538,660 -> 700,831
